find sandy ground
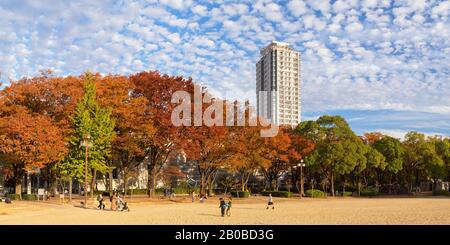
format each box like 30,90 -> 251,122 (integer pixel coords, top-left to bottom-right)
1,196 -> 449,224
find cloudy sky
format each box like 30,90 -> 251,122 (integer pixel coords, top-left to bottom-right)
0,0 -> 449,138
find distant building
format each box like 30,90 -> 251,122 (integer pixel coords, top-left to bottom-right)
256,41 -> 301,126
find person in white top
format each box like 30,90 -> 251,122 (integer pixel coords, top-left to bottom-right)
266,193 -> 274,209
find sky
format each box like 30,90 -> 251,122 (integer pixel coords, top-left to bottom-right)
0,0 -> 449,138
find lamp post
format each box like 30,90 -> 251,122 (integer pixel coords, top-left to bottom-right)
81,133 -> 92,208
297,159 -> 306,198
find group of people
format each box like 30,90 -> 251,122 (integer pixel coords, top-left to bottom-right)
219,197 -> 233,217
96,192 -> 129,211
193,191 -> 275,217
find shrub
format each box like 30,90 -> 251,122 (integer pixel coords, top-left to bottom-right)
360,187 -> 378,197
91,191 -> 110,196
126,189 -> 148,195
433,190 -> 449,196
260,191 -> 292,198
305,189 -> 325,198
6,194 -> 21,200
342,191 -> 353,197
172,186 -> 198,194
22,194 -> 37,201
230,191 -> 250,198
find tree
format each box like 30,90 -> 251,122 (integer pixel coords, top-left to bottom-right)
183,123 -> 231,196
297,115 -> 366,196
0,111 -> 66,196
64,74 -> 115,198
227,113 -> 270,192
402,132 -> 430,192
425,136 -> 447,190
433,137 -> 450,181
96,74 -> 155,197
372,136 -> 404,193
130,71 -> 194,197
0,72 -> 84,194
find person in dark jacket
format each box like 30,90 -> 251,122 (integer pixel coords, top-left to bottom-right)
219,198 -> 227,217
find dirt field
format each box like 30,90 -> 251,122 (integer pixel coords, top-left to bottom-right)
1,196 -> 449,224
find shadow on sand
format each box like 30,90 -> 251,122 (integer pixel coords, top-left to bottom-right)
199,213 -> 224,217
73,204 -> 116,211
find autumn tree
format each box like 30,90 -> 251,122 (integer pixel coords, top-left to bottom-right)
0,72 -> 84,194
96,75 -> 155,197
130,71 -> 193,197
228,124 -> 268,192
0,111 -> 66,196
183,122 -> 231,196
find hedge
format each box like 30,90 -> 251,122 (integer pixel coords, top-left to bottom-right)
261,191 -> 292,198
230,191 -> 250,198
6,194 -> 21,200
360,187 -> 378,197
433,190 -> 449,196
305,189 -> 325,198
342,191 -> 353,197
22,194 -> 37,201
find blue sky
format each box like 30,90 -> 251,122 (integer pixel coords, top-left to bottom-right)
0,0 -> 449,138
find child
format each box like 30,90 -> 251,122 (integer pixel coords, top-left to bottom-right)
266,193 -> 274,209
219,198 -> 227,217
226,197 -> 232,216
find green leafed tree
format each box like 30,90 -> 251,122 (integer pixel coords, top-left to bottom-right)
297,115 -> 367,196
62,73 -> 115,198
372,136 -> 404,192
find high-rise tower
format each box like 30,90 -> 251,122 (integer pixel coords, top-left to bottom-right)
256,41 -> 301,126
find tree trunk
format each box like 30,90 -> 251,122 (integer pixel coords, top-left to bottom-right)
207,178 -> 213,197
90,169 -> 97,198
15,182 -> 22,197
330,171 -> 335,197
147,168 -> 158,198
342,178 -> 346,195
357,177 -> 361,197
108,170 -> 113,197
69,178 -> 73,202
147,167 -> 154,198
199,172 -> 207,196
244,174 -> 250,192
123,171 -> 128,199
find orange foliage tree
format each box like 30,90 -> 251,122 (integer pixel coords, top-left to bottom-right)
96,74 -> 155,197
0,111 -> 66,195
130,71 -> 193,197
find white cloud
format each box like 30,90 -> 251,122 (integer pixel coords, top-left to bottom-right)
345,21 -> 364,33
0,0 -> 448,135
287,0 -> 309,17
191,4 -> 207,16
159,0 -> 192,10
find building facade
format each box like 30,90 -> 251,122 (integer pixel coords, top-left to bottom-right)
256,41 -> 301,126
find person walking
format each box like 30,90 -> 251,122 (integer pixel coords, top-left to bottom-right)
226,197 -> 232,216
97,193 -> 105,210
266,193 -> 274,209
112,192 -> 118,211
191,191 -> 196,202
219,198 -> 227,217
